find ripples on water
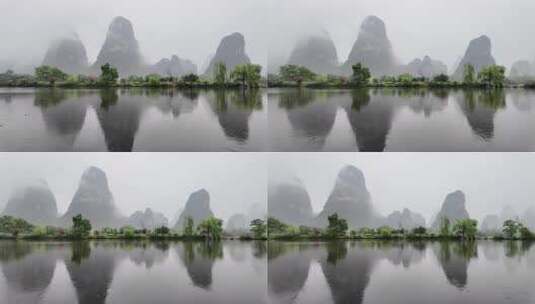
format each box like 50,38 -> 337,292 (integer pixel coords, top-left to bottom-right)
0,88 -> 267,151
268,240 -> 535,304
0,240 -> 267,304
269,88 -> 535,151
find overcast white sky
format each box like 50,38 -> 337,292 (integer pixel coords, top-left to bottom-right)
269,153 -> 535,223
0,153 -> 267,222
268,0 -> 535,70
0,0 -> 268,69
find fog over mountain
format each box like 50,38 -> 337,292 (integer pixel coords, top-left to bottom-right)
0,153 -> 266,224
268,0 -> 535,74
269,153 -> 535,226
0,0 -> 267,73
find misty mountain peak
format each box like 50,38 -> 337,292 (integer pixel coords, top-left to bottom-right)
316,165 -> 375,229
268,179 -> 314,226
42,35 -> 88,74
94,16 -> 143,76
174,189 -> 214,230
432,190 -> 470,229
344,15 -> 396,76
361,15 -> 387,38
287,32 -> 339,74
453,35 -> 495,79
2,179 -> 58,226
204,32 -> 251,75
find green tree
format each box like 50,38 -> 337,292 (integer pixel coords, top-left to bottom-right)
197,217 -> 223,240
478,65 -> 506,87
181,73 -> 199,86
99,63 -> 119,85
327,213 -> 348,238
439,217 -> 451,237
452,219 -> 478,240
377,226 -> 394,238
463,64 -> 476,85
267,217 -> 289,235
279,64 -> 316,86
412,226 -> 427,235
213,62 -> 227,85
183,216 -> 195,237
155,226 -> 170,235
250,218 -> 266,239
503,219 -> 522,239
230,64 -> 262,88
0,216 -> 34,237
433,74 -> 449,83
71,214 -> 92,238
351,63 -> 371,86
35,65 -> 67,85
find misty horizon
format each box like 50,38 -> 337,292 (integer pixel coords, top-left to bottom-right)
269,153 -> 535,224
2,0 -> 535,75
0,153 -> 267,223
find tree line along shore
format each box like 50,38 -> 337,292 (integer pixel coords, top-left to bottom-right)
268,63 -> 535,89
0,214 -> 267,241
0,62 -> 265,89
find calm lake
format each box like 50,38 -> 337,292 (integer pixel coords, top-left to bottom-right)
268,88 -> 535,151
268,240 -> 535,304
0,88 -> 267,151
0,240 -> 267,304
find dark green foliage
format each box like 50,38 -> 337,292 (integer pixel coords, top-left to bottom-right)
71,214 -> 92,238
351,63 -> 371,86
250,218 -> 266,239
181,73 -> 199,86
463,64 -> 476,84
452,219 -> 478,240
230,64 -> 262,88
0,216 -> 34,237
35,65 -> 67,85
197,217 -> 223,240
478,65 -> 506,87
279,64 -> 316,86
99,63 -> 119,85
412,226 -> 427,235
155,226 -> 170,234
327,213 -> 348,238
433,74 -> 449,82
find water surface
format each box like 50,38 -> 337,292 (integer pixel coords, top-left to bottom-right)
0,88 -> 267,151
268,240 -> 535,304
268,88 -> 535,151
0,240 -> 267,304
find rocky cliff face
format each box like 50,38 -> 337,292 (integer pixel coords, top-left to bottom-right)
268,179 -> 314,226
401,56 -> 447,78
287,33 -> 339,75
2,180 -> 58,225
42,35 -> 88,74
316,165 -> 377,228
174,189 -> 214,230
62,166 -> 121,228
453,35 -> 495,80
343,15 -> 396,76
151,55 -> 197,77
204,32 -> 250,76
431,190 -> 470,230
127,208 -> 168,230
386,208 -> 426,230
93,16 -> 143,76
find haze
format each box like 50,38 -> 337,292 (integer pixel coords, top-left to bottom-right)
0,153 -> 267,222
269,153 -> 535,223
268,0 -> 535,72
0,0 -> 268,71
